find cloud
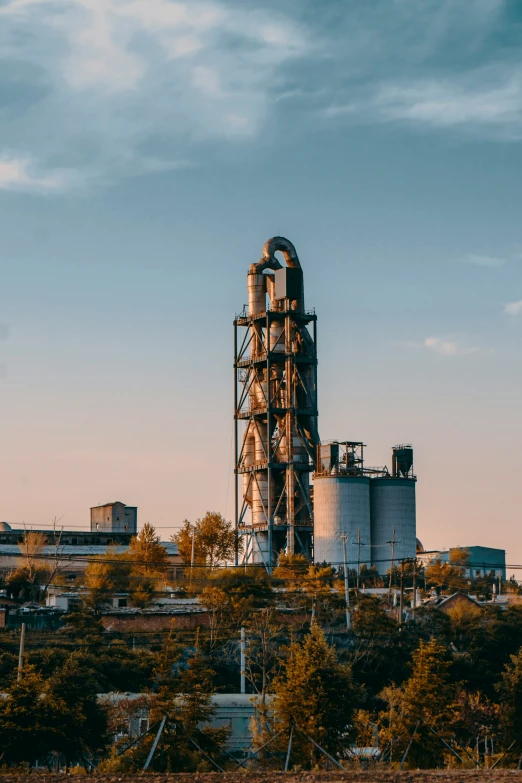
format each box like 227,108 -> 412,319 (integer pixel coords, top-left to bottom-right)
424,337 -> 481,356
504,300 -> 522,316
319,1 -> 522,141
374,71 -> 522,133
325,66 -> 522,139
0,0 -> 520,192
0,155 -> 73,192
464,254 -> 506,268
0,0 -> 309,189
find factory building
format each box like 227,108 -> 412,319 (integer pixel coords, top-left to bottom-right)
0,504 -> 183,582
417,545 -> 506,581
90,501 -> 138,534
234,237 -> 416,572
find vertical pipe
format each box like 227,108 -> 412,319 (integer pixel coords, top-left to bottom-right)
234,320 -> 239,566
312,316 -> 319,462
266,312 -> 272,571
17,623 -> 26,681
240,627 -> 246,694
285,310 -> 295,555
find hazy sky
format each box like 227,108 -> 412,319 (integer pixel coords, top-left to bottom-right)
0,0 -> 521,567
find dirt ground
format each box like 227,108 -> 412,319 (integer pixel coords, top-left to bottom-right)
3,773 -> 522,783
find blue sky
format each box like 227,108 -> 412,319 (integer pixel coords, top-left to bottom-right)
0,0 -> 521,566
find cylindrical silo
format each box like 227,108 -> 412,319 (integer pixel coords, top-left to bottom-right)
251,532 -> 269,565
370,478 -> 416,574
313,476 -> 371,570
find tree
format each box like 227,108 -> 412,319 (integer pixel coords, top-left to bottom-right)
108,632 -> 228,773
210,566 -> 274,608
84,559 -> 114,615
10,531 -> 49,602
455,690 -> 499,755
273,552 -> 309,583
48,653 -> 110,767
243,607 -> 284,702
497,647 -> 522,747
379,638 -> 458,768
174,519 -> 207,566
426,548 -> 470,594
173,512 -> 238,569
0,666 -> 67,766
346,595 -> 401,707
84,547 -> 132,614
6,526 -> 66,603
199,586 -> 230,648
127,523 -> 169,606
301,564 -> 345,629
452,605 -> 522,698
128,523 -> 169,576
272,624 -> 360,767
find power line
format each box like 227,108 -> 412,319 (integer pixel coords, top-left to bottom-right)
0,550 -> 511,570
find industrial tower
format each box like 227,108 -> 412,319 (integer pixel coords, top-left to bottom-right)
234,237 -> 319,569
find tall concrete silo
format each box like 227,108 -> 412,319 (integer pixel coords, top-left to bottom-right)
370,445 -> 417,574
313,441 -> 371,570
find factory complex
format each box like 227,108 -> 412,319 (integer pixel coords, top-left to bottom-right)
234,237 -> 419,573
0,238 -> 508,585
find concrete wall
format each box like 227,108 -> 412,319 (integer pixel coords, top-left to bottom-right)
370,479 -> 416,574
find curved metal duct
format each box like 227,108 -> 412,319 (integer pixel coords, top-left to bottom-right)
251,236 -> 301,273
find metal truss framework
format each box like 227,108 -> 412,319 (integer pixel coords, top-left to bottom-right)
234,301 -> 318,569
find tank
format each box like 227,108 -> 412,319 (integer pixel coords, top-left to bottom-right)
250,532 -> 269,566
370,478 -> 416,574
392,445 -> 414,478
313,476 -> 371,570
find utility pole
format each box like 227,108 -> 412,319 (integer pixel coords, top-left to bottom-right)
340,531 -> 351,630
190,526 -> 196,586
356,528 -> 361,591
387,526 -> 396,599
412,559 -> 417,619
17,623 -> 26,681
399,562 -> 404,628
240,627 -> 246,694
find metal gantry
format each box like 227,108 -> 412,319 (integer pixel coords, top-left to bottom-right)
234,238 -> 319,570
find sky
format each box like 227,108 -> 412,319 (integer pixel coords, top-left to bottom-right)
0,0 -> 521,567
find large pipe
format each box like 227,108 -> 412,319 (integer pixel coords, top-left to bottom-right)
251,236 -> 301,274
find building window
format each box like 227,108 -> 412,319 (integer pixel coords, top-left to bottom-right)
96,523 -> 99,530
118,598 -> 127,608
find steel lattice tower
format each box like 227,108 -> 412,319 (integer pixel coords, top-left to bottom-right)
234,237 -> 319,569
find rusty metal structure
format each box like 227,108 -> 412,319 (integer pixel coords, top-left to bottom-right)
234,237 -> 319,568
